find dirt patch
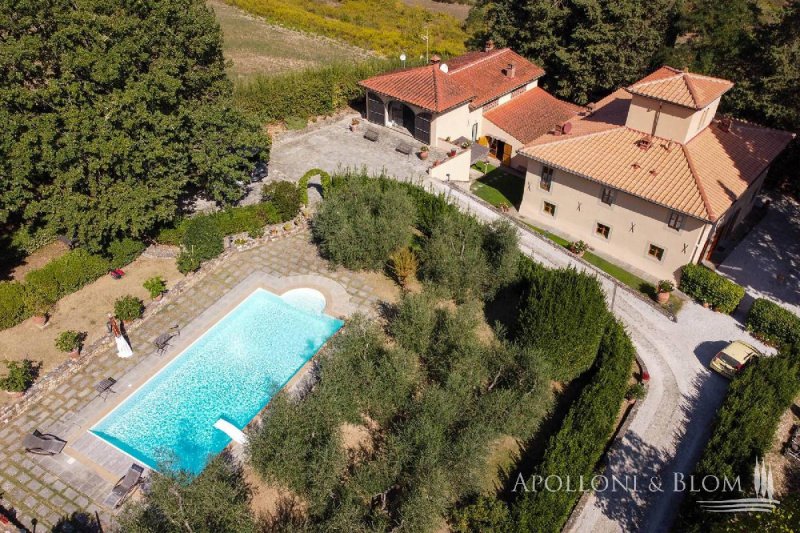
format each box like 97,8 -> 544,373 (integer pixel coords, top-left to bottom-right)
6,241 -> 70,281
244,462 -> 308,522
766,399 -> 800,496
481,435 -> 523,493
359,271 -> 402,305
0,255 -> 182,405
341,422 -> 373,455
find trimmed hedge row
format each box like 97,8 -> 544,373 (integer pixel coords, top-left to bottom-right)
513,319 -> 636,531
679,263 -> 745,313
298,168 -> 331,205
746,298 -> 800,348
677,348 -> 800,531
156,202 -> 284,246
0,249 -> 111,331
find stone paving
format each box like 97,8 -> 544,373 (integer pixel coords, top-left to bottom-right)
0,231 -> 383,530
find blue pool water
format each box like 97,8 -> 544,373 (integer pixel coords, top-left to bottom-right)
91,288 -> 343,474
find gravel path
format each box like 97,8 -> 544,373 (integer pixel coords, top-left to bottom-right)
426,181 -> 773,532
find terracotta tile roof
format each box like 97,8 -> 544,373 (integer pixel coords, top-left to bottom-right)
484,87 -> 585,144
358,63 -> 473,113
359,48 -> 544,113
626,66 -> 734,110
520,89 -> 794,221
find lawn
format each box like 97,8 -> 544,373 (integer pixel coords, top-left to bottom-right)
223,0 -> 467,57
470,164 -> 524,209
209,0 -> 371,81
523,223 -> 684,313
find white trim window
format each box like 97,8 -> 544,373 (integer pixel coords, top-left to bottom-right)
596,222 -> 611,239
648,243 -> 665,261
543,201 -> 556,217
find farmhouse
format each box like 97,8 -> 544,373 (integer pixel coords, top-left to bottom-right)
359,41 -> 578,172
518,67 -> 794,279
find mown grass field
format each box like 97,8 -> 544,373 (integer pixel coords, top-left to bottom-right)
209,0 -> 372,80
223,0 -> 468,57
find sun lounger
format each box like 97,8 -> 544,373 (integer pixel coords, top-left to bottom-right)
396,142 -> 413,155
364,128 -> 380,142
95,377 -> 117,400
104,464 -> 144,508
23,430 -> 66,455
153,324 -> 180,355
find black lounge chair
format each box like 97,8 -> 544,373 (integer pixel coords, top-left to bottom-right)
23,430 -> 66,455
105,464 -> 144,508
364,128 -> 379,142
153,324 -> 180,355
396,142 -> 413,155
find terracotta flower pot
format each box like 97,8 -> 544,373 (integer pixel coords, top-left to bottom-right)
419,151 -> 429,160
656,291 -> 670,304
155,293 -> 163,302
69,349 -> 80,361
32,314 -> 48,326
702,301 -> 710,309
5,390 -> 23,398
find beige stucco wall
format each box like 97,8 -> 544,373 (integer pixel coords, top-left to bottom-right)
519,159 -> 711,280
625,95 -> 721,144
429,149 -> 471,182
431,103 -> 471,147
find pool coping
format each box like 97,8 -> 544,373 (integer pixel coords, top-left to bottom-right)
63,272 -> 355,490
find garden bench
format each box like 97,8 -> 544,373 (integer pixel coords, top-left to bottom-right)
364,128 -> 380,142
396,142 -> 413,156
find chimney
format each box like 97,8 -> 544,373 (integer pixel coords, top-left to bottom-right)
485,39 -> 495,52
718,116 -> 732,132
429,54 -> 441,65
506,62 -> 516,78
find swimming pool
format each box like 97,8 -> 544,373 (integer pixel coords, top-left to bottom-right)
91,288 -> 343,474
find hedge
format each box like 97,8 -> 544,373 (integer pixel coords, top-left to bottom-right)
106,237 -> 146,269
261,181 -> 300,222
679,263 -> 745,313
746,298 -> 800,348
156,202 -> 282,245
0,282 -> 28,330
298,168 -> 331,205
234,60 -> 396,123
513,319 -> 636,532
516,267 -> 610,381
677,348 -> 800,531
24,249 -> 110,304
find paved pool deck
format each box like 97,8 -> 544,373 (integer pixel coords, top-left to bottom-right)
0,232 -> 383,530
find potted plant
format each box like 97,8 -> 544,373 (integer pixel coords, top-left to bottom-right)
24,289 -> 54,327
0,360 -> 36,397
461,141 -> 471,149
569,240 -> 589,257
55,330 -> 86,360
419,145 -> 429,160
448,148 -> 457,157
114,295 -> 144,324
656,279 -> 674,304
143,276 -> 167,301
350,118 -> 360,132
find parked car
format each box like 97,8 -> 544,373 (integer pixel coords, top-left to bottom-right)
709,340 -> 762,378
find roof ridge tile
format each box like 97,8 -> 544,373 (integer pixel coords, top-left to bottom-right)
681,143 -> 715,220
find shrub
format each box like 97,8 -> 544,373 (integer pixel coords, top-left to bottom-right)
143,276 -> 166,299
0,282 -> 29,329
23,286 -> 55,317
569,240 -> 589,254
0,359 -> 37,393
106,238 -> 145,269
24,249 -> 110,303
657,279 -> 674,293
678,348 -> 800,530
514,319 -> 635,531
625,382 -> 647,401
176,252 -> 201,274
746,298 -> 800,348
181,216 -> 224,264
115,295 -> 144,322
55,330 -> 85,353
516,267 -> 610,381
419,211 -> 489,301
679,263 -> 745,313
388,247 -> 418,287
155,220 -> 189,246
212,203 -> 281,238
312,175 -> 415,270
261,181 -> 301,222
451,496 -> 511,533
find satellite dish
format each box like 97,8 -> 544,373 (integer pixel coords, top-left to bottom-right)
400,53 -> 407,62
440,63 -> 449,73
561,121 -> 573,134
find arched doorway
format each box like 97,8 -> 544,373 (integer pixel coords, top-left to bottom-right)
389,101 -> 416,136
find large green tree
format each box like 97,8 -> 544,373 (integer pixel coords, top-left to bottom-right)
473,0 -> 677,104
0,0 -> 267,251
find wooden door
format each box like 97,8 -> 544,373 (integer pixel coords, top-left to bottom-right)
502,143 -> 512,166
